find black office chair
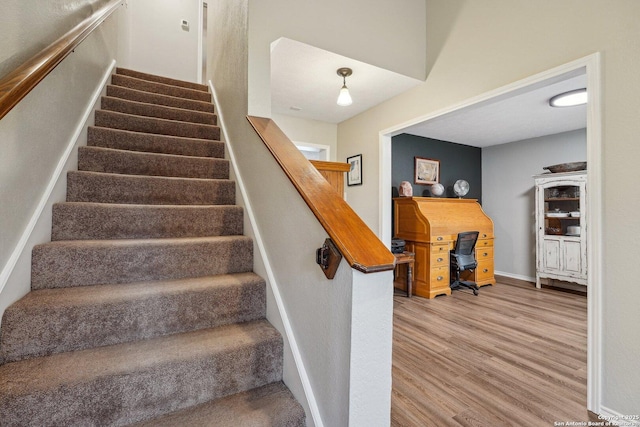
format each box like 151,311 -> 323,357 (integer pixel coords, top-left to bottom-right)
450,231 -> 480,296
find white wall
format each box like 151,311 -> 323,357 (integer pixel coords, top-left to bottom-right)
0,4 -> 123,324
207,1 -> 394,424
120,0 -> 201,82
247,0 -> 426,117
338,0 -> 640,417
271,114 -> 337,161
482,129 -> 587,280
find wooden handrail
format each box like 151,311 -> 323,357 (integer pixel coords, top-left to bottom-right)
0,0 -> 124,120
247,116 -> 396,274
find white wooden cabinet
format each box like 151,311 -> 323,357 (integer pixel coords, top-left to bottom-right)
534,171 -> 587,288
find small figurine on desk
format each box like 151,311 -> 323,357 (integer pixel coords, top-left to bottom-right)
399,181 -> 413,197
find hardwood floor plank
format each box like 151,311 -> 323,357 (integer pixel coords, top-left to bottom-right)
392,281 -> 588,426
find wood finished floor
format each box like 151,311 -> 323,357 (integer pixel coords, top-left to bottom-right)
391,280 -> 588,427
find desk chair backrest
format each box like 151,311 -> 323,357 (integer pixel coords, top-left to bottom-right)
452,231 -> 479,270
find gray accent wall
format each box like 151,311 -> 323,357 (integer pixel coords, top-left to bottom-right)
482,128 -> 586,280
392,133 -> 482,200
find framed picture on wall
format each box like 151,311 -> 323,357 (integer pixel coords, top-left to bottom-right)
414,157 -> 440,185
347,154 -> 363,186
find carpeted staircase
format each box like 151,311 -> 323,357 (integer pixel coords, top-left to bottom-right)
0,68 -> 305,426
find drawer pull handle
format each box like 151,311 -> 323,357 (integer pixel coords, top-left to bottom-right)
437,258 -> 443,262
483,253 -> 488,257
483,234 -> 487,238
437,276 -> 443,281
437,236 -> 443,241
483,269 -> 488,273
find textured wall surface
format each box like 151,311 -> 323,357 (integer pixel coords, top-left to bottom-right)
0,0 -> 106,79
0,3 -> 122,324
483,129 -> 586,279
208,1 -> 394,425
338,0 -> 640,416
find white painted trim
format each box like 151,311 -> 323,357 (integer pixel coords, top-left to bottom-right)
585,52 -> 603,415
598,406 -> 640,427
494,270 -> 536,283
0,60 -> 117,297
208,81 -> 324,427
293,141 -> 331,161
379,133 -> 392,244
196,0 -> 204,84
378,53 -> 603,415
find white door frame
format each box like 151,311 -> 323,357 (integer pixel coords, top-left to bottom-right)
378,53 -> 603,413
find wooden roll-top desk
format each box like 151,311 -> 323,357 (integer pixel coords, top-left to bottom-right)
394,197 -> 495,298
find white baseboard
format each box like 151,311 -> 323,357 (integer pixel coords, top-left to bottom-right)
494,270 -> 536,283
598,406 -> 640,427
207,81 -> 323,427
0,60 -> 117,300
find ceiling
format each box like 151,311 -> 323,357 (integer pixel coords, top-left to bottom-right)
271,39 -> 587,147
270,38 -> 422,124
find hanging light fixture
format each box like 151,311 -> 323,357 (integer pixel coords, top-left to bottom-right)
549,88 -> 587,107
336,67 -> 353,106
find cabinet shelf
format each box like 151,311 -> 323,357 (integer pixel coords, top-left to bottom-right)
534,171 -> 587,288
544,216 -> 580,220
545,197 -> 579,202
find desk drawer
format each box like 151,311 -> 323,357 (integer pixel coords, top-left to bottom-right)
431,243 -> 449,255
430,252 -> 448,267
461,260 -> 493,282
476,238 -> 494,249
429,266 -> 449,287
476,247 -> 493,261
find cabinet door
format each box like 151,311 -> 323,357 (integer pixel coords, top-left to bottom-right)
563,240 -> 583,274
542,239 -> 561,271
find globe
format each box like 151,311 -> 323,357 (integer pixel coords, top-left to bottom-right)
453,180 -> 470,198
430,183 -> 445,197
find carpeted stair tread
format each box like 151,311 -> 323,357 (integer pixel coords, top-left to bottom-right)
0,66 -> 304,425
95,110 -> 220,140
111,74 -> 211,102
101,96 -> 217,126
130,381 -> 306,427
31,235 -> 254,290
0,320 -> 283,427
78,146 -> 229,179
67,171 -> 235,205
0,273 -> 266,362
87,126 -> 224,158
52,203 -> 243,240
116,67 -> 209,92
106,84 -> 215,113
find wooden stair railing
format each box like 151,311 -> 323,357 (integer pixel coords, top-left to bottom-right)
247,116 -> 396,275
0,0 -> 124,121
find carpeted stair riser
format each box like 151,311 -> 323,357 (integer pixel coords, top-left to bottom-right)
130,382 -> 305,427
106,85 -> 215,113
116,67 -> 209,92
87,126 -> 225,158
78,146 -> 229,179
95,110 -> 220,140
51,203 -> 243,240
0,321 -> 283,427
101,96 -> 217,126
0,66 -> 306,425
31,236 -> 253,290
0,273 -> 266,363
67,171 -> 235,205
111,74 -> 211,103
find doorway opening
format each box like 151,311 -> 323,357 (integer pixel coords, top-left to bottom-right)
379,53 -> 602,413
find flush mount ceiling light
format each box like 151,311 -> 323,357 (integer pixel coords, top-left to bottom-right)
336,67 -> 353,106
549,88 -> 587,107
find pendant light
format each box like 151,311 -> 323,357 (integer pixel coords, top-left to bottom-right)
336,67 -> 353,106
